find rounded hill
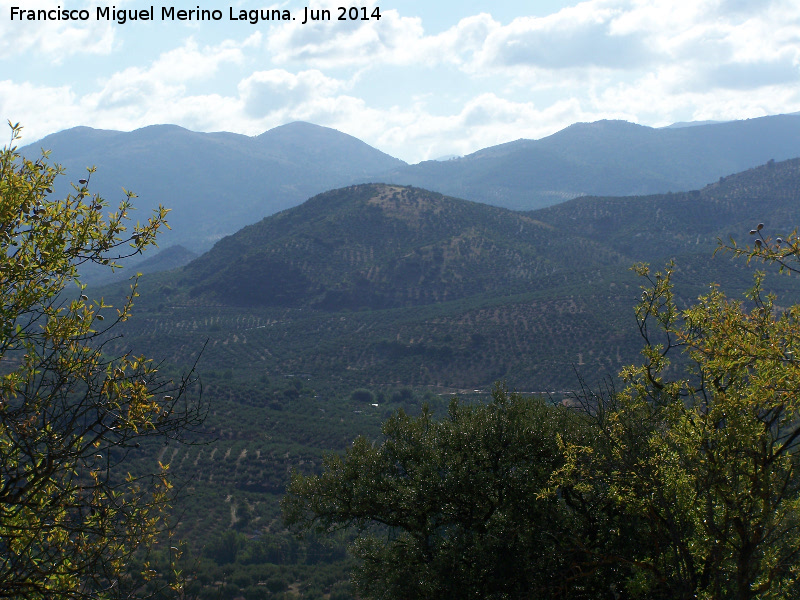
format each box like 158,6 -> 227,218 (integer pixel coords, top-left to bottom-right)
179,183 -> 624,310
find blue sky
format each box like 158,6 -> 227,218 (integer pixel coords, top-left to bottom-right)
1,0 -> 799,162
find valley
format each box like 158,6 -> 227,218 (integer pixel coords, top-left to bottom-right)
18,116 -> 800,599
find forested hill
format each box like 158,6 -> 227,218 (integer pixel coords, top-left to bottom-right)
178,183 -> 625,309
533,157 -> 800,261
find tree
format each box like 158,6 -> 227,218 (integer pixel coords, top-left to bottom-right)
282,385 -> 629,600
558,253 -> 800,599
0,122 -> 204,599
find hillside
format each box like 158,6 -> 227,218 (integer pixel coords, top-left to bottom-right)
376,114 -> 800,210
178,184 -> 625,309
106,158 -> 800,396
77,244 -> 200,287
24,122 -> 405,253
534,157 -> 800,261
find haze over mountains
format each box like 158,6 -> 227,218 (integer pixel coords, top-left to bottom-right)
29,121 -> 404,253
26,114 -> 800,271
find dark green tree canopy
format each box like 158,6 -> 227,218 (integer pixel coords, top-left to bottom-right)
283,386 -> 630,599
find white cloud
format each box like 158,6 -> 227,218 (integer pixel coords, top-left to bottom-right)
263,0 -> 800,94
474,3 -> 654,71
81,34 -> 258,114
594,65 -> 800,126
149,33 -> 261,82
0,33 -> 260,141
267,7 -> 429,67
0,1 -> 116,62
0,80 -> 84,140
365,94 -> 599,161
238,69 -> 347,117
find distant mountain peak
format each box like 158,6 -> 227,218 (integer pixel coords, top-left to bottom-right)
567,119 -> 646,129
23,122 -> 406,253
374,114 -> 800,211
131,123 -> 190,134
257,120 -> 333,137
256,120 -> 375,145
264,120 -> 336,132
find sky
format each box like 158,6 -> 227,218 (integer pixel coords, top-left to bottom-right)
1,0 -> 799,163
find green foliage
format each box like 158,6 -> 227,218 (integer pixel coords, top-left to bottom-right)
557,257 -> 800,599
282,385 -> 615,599
0,123 -> 204,599
349,388 -> 374,403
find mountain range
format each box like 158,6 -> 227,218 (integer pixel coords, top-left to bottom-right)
24,111 -> 800,599
26,114 -> 800,267
374,114 -> 800,210
28,121 -> 404,253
